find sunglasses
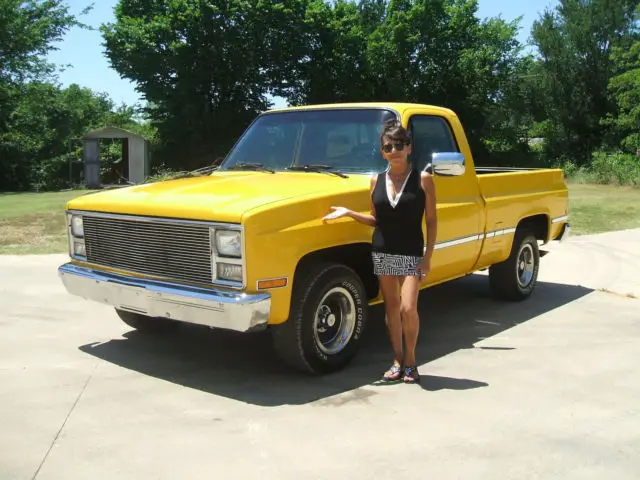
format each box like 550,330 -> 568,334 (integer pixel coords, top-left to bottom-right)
381,142 -> 409,153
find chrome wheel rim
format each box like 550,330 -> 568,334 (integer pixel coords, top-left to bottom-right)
313,287 -> 357,355
517,244 -> 535,288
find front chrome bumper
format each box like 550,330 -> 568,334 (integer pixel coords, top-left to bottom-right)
58,263 -> 271,333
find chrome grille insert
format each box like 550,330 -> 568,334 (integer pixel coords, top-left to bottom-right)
82,215 -> 213,286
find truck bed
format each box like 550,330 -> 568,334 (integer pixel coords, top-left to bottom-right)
478,166 -> 567,203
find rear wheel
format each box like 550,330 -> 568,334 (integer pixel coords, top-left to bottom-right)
489,229 -> 540,301
115,309 -> 180,333
271,262 -> 368,374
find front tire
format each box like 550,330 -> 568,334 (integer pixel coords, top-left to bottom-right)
489,229 -> 540,301
271,262 -> 368,374
115,309 -> 180,333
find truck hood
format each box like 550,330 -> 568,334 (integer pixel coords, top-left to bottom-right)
66,171 -> 363,223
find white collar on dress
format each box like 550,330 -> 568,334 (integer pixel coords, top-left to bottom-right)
386,168 -> 412,208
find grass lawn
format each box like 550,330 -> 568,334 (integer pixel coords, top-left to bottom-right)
568,183 -> 640,235
0,190 -> 88,254
0,184 -> 639,254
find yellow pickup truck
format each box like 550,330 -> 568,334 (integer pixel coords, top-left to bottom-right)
58,102 -> 570,374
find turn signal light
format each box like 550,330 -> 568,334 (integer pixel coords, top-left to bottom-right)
257,278 -> 288,290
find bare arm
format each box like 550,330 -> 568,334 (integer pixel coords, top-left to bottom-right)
348,174 -> 377,227
421,172 -> 437,262
323,174 -> 377,227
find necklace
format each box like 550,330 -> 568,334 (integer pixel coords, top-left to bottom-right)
388,167 -> 410,181
387,167 -> 410,200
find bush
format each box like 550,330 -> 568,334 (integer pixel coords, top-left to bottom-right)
31,154 -> 72,191
561,151 -> 640,186
590,151 -> 640,186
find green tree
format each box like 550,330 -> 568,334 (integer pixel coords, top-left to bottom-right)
0,0 -> 86,81
603,6 -> 640,153
102,0 -> 312,170
356,0 -> 527,164
274,0 -> 376,105
102,0 -> 529,169
1,82 -> 137,191
0,0 -> 90,190
529,0 -> 639,164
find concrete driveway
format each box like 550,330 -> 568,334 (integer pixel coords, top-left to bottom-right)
1,229 -> 639,479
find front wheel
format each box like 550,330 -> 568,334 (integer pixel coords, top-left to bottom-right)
489,229 -> 540,301
271,262 -> 368,374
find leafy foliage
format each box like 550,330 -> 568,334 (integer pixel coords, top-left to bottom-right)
100,0 -> 533,169
604,28 -> 640,153
101,0 -> 311,170
0,82 -> 152,191
0,0 -> 86,83
1,0 -> 82,190
0,1 -> 154,191
1,0 -> 639,191
528,0 -> 639,165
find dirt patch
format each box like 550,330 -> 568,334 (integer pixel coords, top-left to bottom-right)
0,212 -> 68,254
597,288 -> 639,300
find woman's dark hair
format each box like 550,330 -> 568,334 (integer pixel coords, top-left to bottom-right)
380,118 -> 411,145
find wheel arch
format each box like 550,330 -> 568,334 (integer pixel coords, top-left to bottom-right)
293,243 -> 379,300
515,213 -> 550,244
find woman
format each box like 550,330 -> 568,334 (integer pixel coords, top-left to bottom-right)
322,119 -> 437,383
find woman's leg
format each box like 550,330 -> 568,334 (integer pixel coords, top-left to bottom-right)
399,275 -> 422,381
378,275 -> 403,379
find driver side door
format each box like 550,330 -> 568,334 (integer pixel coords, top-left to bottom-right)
406,111 -> 484,283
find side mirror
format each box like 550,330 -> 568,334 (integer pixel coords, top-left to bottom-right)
424,152 -> 465,176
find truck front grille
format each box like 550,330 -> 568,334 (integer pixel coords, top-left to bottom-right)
83,215 -> 213,286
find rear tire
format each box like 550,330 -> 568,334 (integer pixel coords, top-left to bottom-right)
271,262 -> 368,374
489,229 -> 540,301
115,309 -> 180,333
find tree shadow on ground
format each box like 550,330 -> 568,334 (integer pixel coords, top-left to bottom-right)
78,274 -> 593,406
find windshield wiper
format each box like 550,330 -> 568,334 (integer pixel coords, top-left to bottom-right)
227,162 -> 275,173
286,164 -> 348,178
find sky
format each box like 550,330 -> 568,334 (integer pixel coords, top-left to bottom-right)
46,0 -> 560,109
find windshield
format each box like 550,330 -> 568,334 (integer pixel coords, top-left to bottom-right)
219,108 -> 398,174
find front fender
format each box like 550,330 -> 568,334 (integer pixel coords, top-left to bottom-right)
243,200 -> 373,324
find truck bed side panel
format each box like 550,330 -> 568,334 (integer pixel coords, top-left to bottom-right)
475,169 -> 569,269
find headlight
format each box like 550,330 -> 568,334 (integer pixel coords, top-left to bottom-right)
214,229 -> 241,257
70,215 -> 84,237
217,263 -> 243,282
73,241 -> 86,257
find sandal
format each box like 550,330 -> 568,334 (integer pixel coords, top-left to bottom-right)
402,366 -> 420,384
382,363 -> 403,382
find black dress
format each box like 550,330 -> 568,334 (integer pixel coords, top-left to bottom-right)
371,167 -> 426,276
